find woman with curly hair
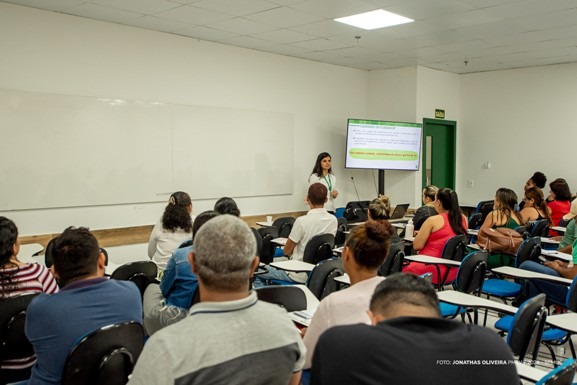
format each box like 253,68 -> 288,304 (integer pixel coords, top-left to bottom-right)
148,191 -> 194,270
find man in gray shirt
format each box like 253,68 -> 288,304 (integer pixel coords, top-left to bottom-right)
129,215 -> 305,385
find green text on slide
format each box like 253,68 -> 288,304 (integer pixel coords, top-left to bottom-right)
349,148 -> 418,161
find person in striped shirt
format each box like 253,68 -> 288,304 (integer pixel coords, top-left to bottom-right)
0,216 -> 58,383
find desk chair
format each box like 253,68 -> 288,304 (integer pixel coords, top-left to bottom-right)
0,293 -> 39,384
257,227 -> 278,265
437,234 -> 468,289
536,358 -> 576,385
303,234 -> 335,265
507,294 -> 548,364
439,251 -> 488,322
306,258 -> 344,300
378,241 -> 405,277
110,261 -> 158,298
61,321 -> 145,385
495,276 -> 577,365
335,207 -> 346,219
272,217 -> 295,257
476,200 -> 494,222
255,286 -> 307,312
334,218 -> 348,247
529,219 -> 550,238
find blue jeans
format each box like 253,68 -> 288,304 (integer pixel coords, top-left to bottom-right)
519,260 -> 569,306
253,266 -> 294,288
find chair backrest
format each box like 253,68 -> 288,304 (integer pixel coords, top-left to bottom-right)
257,227 -> 278,265
254,286 -> 307,312
272,217 -> 295,238
514,236 -> 542,267
335,207 -> 346,218
507,293 -> 547,362
0,293 -> 39,362
62,321 -> 145,385
378,241 -> 405,277
334,222 -> 348,247
441,234 -> 468,262
110,261 -> 158,297
302,233 -> 335,265
529,219 -> 549,237
306,258 -> 345,300
251,227 -> 263,257
536,358 -> 577,385
476,200 -> 494,222
565,276 -> 577,312
468,212 -> 483,230
454,251 -> 488,294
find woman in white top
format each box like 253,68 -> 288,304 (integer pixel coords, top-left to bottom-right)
308,152 -> 338,213
302,219 -> 393,369
148,191 -> 193,271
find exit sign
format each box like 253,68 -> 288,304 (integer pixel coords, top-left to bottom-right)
435,109 -> 445,119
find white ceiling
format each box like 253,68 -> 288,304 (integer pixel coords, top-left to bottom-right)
5,0 -> 577,74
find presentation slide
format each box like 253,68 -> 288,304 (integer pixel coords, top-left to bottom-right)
345,119 -> 422,171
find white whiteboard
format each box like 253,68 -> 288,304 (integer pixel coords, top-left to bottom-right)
0,89 -> 293,210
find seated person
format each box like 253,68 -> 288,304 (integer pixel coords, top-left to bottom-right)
303,220 -> 393,369
366,195 -> 402,250
519,238 -> 577,306
519,171 -> 547,210
520,187 -> 552,225
214,196 -> 241,217
479,188 -> 523,268
25,226 -> 142,385
310,273 -> 518,385
148,191 -> 194,271
0,217 -> 58,384
412,185 -> 439,231
547,178 -> 572,233
404,188 -> 467,285
143,210 -> 220,335
129,215 -> 305,385
556,200 -> 577,253
255,183 -> 337,286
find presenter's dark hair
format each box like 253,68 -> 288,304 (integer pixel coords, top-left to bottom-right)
308,183 -> 328,206
370,273 -> 440,317
51,226 -> 100,286
550,178 -> 572,201
162,191 -> 193,233
346,220 -> 393,269
311,152 -> 332,177
436,188 -> 466,235
214,197 -> 240,217
530,172 -> 547,189
368,196 -> 391,220
0,217 -> 18,298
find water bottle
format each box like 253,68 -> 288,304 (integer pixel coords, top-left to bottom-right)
405,218 -> 414,241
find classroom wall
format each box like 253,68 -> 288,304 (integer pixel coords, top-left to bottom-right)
459,62 -> 577,204
0,3 -> 369,235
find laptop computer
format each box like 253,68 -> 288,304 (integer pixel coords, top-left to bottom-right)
390,204 -> 410,219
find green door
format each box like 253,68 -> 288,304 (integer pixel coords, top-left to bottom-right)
421,118 -> 456,190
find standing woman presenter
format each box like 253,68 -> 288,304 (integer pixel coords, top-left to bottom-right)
309,152 -> 338,213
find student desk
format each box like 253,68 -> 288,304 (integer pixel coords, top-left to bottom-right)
270,260 -> 315,272
492,266 -> 573,285
288,285 -> 320,327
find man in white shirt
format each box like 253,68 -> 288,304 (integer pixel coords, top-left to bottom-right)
255,183 -> 338,286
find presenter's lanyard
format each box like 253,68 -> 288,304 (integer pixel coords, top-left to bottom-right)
323,175 -> 332,192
